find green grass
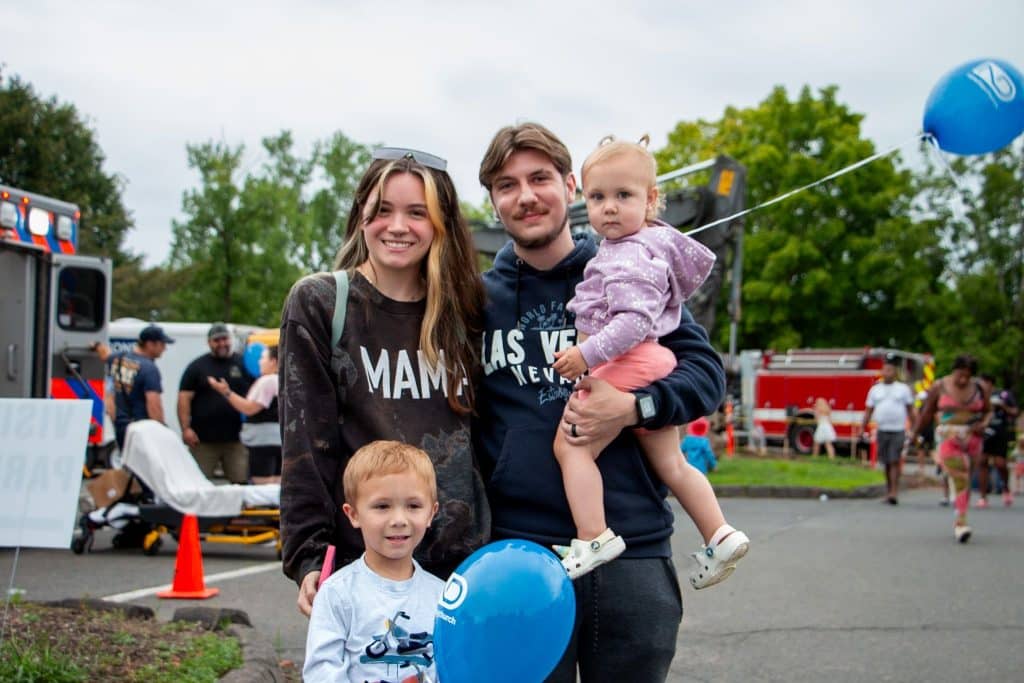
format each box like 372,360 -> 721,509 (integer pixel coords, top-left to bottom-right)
1,603 -> 243,683
708,455 -> 884,490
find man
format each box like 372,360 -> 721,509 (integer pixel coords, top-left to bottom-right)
861,353 -> 916,505
104,324 -> 174,451
177,323 -> 252,483
474,122 -> 726,682
976,373 -> 1018,507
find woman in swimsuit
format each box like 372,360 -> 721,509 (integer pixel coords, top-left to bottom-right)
911,355 -> 991,543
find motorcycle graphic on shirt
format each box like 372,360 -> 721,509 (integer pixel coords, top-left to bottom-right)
360,610 -> 435,683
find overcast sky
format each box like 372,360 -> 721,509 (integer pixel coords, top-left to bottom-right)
6,1 -> 1024,266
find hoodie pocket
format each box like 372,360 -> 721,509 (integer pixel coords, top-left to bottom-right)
489,426 -> 567,507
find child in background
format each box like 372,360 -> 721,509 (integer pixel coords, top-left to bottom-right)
812,397 -> 837,459
551,135 -> 749,589
304,441 -> 443,683
681,417 -> 717,475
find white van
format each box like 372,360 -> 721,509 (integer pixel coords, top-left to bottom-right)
106,319 -> 262,438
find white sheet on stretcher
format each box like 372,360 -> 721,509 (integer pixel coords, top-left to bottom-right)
122,420 -> 280,516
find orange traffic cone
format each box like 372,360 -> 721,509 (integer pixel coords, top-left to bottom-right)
157,514 -> 219,600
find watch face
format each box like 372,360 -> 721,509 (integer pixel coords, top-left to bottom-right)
638,394 -> 656,419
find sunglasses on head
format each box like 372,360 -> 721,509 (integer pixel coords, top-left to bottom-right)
372,146 -> 448,172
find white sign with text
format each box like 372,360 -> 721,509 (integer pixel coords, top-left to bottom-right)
0,399 -> 91,548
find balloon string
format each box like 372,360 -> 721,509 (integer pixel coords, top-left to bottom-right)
923,134 -> 971,225
683,132 -> 928,238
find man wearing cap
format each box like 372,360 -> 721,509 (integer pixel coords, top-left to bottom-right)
100,324 -> 174,451
177,323 -> 253,483
861,354 -> 917,504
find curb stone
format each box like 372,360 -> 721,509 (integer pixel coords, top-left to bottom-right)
168,606 -> 283,683
713,483 -> 887,499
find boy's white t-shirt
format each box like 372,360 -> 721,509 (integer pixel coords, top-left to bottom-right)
304,555 -> 444,683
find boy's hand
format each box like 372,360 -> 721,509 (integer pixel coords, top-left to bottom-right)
553,347 -> 588,380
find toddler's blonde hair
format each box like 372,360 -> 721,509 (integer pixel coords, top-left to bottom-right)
580,134 -> 664,221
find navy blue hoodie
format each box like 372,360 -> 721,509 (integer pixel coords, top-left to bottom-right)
473,234 -> 726,558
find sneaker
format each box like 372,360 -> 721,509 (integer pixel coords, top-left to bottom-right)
689,524 -> 750,590
954,524 -> 972,543
554,529 -> 625,580
975,497 -> 989,509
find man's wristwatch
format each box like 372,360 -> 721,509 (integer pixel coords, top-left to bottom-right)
634,391 -> 656,427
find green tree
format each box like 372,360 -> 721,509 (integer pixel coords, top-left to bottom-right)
915,139 -> 1024,388
168,134 -> 304,326
657,85 -> 943,353
303,132 -> 371,271
0,71 -> 132,260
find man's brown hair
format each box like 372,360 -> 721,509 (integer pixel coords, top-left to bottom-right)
479,122 -> 572,190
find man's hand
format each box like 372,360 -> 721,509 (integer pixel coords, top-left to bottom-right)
297,570 -> 321,617
182,426 -> 200,448
552,347 -> 588,381
561,376 -> 635,445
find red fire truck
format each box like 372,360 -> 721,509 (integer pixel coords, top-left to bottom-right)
0,184 -> 111,456
737,347 -> 934,454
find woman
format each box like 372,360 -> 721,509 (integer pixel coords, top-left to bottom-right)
911,354 -> 991,542
278,148 -> 489,616
209,345 -> 281,484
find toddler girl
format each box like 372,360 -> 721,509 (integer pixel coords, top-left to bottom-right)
552,135 -> 749,588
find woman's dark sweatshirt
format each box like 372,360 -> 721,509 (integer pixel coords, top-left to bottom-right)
473,234 -> 726,557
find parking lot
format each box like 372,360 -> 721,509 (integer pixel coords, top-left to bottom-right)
3,486 -> 1022,682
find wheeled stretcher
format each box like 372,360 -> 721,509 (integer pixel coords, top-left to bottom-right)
73,420 -> 281,557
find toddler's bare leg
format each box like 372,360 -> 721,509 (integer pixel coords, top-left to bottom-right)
638,426 -> 726,544
554,429 -> 615,541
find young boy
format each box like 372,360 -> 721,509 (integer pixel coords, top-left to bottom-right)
304,441 -> 444,683
550,135 -> 749,588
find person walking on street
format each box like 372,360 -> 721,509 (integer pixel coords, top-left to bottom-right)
976,373 -> 1017,507
475,122 -> 726,682
910,354 -> 991,542
861,353 -> 916,505
177,323 -> 253,483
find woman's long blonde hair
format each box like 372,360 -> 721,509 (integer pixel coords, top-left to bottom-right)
334,156 -> 484,414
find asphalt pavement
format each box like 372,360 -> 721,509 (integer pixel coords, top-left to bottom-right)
3,484 -> 1022,682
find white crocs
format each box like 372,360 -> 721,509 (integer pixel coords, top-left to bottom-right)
689,524 -> 750,589
554,528 -> 626,579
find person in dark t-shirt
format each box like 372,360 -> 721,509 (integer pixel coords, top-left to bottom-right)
177,323 -> 252,483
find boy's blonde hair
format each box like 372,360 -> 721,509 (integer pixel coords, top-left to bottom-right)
580,134 -> 665,221
342,440 -> 437,504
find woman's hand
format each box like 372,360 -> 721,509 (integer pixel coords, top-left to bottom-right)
297,570 -> 321,617
561,376 -> 636,445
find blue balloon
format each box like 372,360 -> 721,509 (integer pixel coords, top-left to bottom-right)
434,539 -> 575,683
924,58 -> 1024,155
243,342 -> 265,378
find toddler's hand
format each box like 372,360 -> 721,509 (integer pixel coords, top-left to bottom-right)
553,347 -> 588,380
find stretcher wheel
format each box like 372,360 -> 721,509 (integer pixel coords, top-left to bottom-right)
142,532 -> 163,556
71,531 -> 91,555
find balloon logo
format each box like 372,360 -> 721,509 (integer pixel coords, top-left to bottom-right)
434,539 -> 576,683
924,58 -> 1024,155
243,342 -> 265,378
